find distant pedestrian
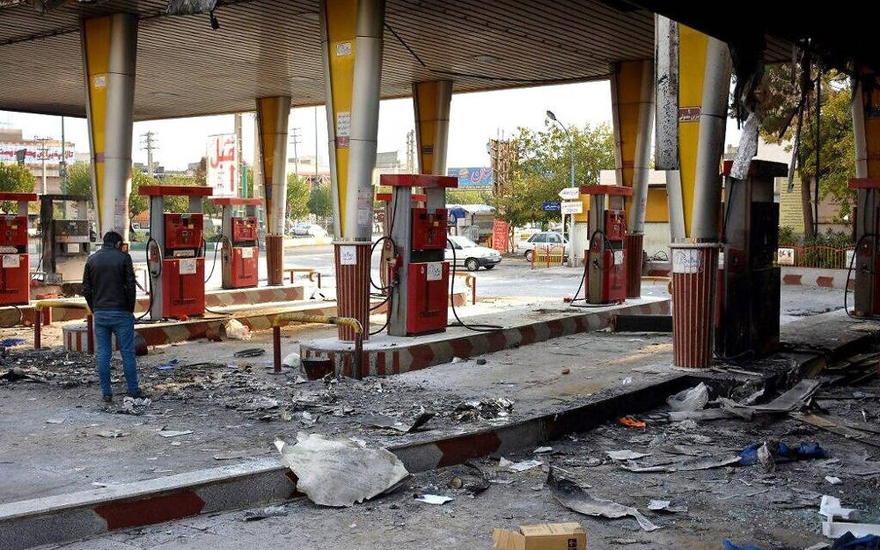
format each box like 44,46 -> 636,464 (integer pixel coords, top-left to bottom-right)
82,231 -> 145,403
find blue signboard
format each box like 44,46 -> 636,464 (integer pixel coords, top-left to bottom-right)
447,167 -> 493,189
542,201 -> 561,212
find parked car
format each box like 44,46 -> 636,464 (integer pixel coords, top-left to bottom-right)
293,222 -> 328,238
445,235 -> 502,271
515,231 -> 570,262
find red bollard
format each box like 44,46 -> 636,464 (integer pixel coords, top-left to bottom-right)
273,325 -> 281,374
33,309 -> 41,350
86,315 -> 95,355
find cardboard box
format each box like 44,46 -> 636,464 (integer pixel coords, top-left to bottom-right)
492,522 -> 587,550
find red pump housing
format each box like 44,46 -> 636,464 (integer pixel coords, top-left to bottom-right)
162,213 -> 205,318
582,185 -> 630,305
0,193 -> 37,306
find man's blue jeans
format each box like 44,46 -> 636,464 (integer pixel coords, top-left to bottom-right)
93,310 -> 140,397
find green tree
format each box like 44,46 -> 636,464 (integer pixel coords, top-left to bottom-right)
0,162 -> 36,212
492,121 -> 615,227
755,66 -> 854,237
447,189 -> 492,205
286,173 -> 310,221
308,183 -> 334,217
128,169 -> 157,226
61,162 -> 93,201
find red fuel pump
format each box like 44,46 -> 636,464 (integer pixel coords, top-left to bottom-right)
580,185 -> 631,305
0,193 -> 37,306
376,191 -> 426,296
384,174 -> 457,336
138,185 -> 213,320
213,197 -> 262,289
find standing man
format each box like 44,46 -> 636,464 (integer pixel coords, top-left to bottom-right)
82,231 -> 145,403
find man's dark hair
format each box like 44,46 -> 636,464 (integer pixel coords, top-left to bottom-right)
103,231 -> 123,246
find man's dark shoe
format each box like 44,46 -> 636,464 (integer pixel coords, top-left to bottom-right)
102,394 -> 113,403
129,390 -> 150,399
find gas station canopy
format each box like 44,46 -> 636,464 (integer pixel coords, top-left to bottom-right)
0,0 -> 792,121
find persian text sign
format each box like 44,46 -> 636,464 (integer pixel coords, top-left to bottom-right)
206,134 -> 237,197
447,167 -> 493,189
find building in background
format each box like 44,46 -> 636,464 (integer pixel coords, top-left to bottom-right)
0,128 -> 75,194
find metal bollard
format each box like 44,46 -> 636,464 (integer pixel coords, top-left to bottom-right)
33,309 -> 41,350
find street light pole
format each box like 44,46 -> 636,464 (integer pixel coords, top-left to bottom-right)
547,110 -> 576,265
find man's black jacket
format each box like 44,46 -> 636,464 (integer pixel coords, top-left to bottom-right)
82,244 -> 136,313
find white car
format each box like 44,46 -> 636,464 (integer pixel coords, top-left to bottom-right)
445,235 -> 502,271
515,231 -> 570,262
292,222 -> 328,238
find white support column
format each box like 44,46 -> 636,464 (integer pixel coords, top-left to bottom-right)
81,13 -> 137,240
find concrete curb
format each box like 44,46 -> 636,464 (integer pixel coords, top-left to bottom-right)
301,299 -> 671,377
0,374 -> 689,550
780,267 -> 853,290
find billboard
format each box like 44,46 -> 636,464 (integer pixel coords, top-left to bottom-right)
447,167 -> 493,189
0,142 -> 75,166
206,134 -> 237,197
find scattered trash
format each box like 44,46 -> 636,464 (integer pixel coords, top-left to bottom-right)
534,446 -> 553,454
722,541 -> 769,550
619,417 -> 646,429
157,358 -> 179,370
45,418 -> 64,424
299,411 -> 319,426
275,434 -> 409,507
791,413 -> 880,449
0,338 -> 26,348
647,500 -> 687,513
225,319 -> 251,340
363,409 -> 435,433
243,505 -> 289,521
548,470 -> 659,532
492,522 -> 586,550
452,398 -> 514,422
607,450 -> 651,461
476,358 -> 487,365
752,379 -> 821,413
739,441 -> 826,467
96,430 -> 128,438
820,495 -> 860,521
414,494 -> 453,505
825,476 -> 843,485
499,457 -> 542,472
666,382 -> 709,412
282,352 -> 301,369
446,463 -> 490,495
157,429 -> 193,438
234,348 -> 265,358
621,377 -> 633,385
822,518 -> 880,539
302,358 -> 334,380
827,532 -> 880,549
561,368 -> 570,375
118,396 -> 151,416
618,454 -> 740,473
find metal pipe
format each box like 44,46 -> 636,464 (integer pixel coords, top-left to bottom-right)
690,37 -> 731,242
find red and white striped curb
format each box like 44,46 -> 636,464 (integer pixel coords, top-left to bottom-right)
780,267 -> 853,290
301,299 -> 671,378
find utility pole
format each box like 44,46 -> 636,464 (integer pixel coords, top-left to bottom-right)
406,129 -> 415,173
139,131 -> 158,177
289,127 -> 302,177
59,117 -> 67,183
35,137 -> 50,194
